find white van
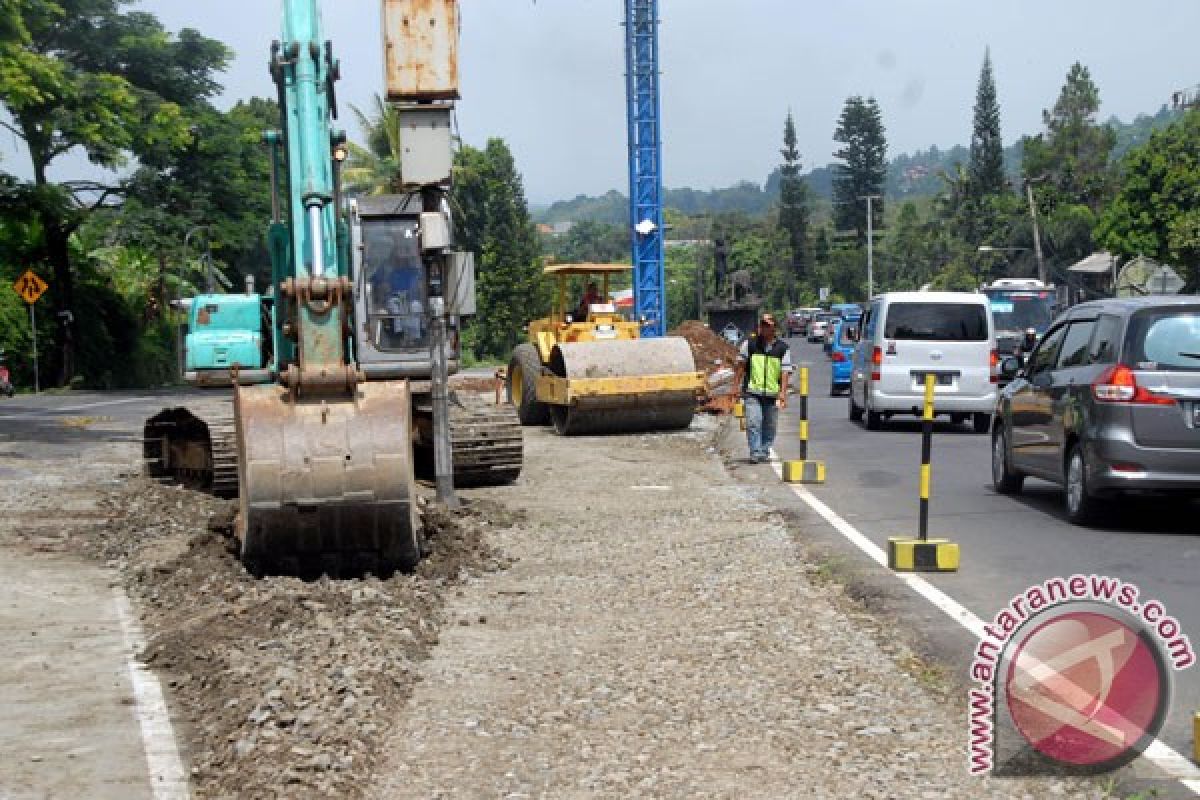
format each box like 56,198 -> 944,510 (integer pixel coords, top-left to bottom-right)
849,291 -> 997,432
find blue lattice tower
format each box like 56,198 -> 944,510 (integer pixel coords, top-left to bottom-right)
623,0 -> 665,337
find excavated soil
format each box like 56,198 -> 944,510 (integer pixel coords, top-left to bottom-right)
670,320 -> 739,375
670,320 -> 740,412
5,439 -> 519,800
448,373 -> 504,395
92,482 -> 515,799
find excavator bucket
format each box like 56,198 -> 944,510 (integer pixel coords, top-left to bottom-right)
537,337 -> 702,435
233,380 -> 419,577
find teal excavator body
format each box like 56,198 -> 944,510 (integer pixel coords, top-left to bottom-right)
143,0 -> 521,577
231,0 -> 420,576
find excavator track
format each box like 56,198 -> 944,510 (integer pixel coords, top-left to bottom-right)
448,393 -> 523,487
143,399 -> 239,498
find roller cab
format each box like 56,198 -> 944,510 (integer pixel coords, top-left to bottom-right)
508,263 -> 703,435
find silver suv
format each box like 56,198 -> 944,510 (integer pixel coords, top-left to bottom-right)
991,296 -> 1200,524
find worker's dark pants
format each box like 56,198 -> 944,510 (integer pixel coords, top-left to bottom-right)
744,393 -> 779,460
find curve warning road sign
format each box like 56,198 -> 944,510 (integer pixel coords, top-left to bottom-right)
13,269 -> 49,305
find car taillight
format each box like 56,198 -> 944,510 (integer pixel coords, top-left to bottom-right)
1092,364 -> 1175,405
831,351 -> 846,362
870,346 -> 882,381
990,349 -> 999,384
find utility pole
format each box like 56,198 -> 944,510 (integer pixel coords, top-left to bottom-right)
1024,179 -> 1047,284
859,195 -> 881,298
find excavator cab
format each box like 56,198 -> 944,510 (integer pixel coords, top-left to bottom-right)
349,195 -> 465,379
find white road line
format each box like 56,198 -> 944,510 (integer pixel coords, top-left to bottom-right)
112,589 -> 190,800
767,452 -> 1200,791
0,396 -> 157,420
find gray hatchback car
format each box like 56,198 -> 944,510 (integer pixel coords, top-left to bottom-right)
991,296 -> 1200,524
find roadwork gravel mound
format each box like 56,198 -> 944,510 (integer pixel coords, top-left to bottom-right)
76,477 -> 517,800
670,320 -> 740,412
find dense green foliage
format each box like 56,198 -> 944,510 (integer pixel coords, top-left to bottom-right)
1097,109 -> 1200,290
1,4 -> 1194,392
832,96 -> 888,241
343,95 -> 403,196
452,140 -> 549,361
0,0 -> 229,387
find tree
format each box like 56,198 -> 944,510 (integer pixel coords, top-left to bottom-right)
832,96 -> 887,242
451,139 -> 548,360
969,49 -> 1006,200
884,201 -> 932,290
1096,109 -> 1200,290
777,110 -> 809,297
113,98 -> 279,296
0,1 -> 228,384
545,219 -> 627,264
343,94 -> 403,196
1022,62 -> 1116,212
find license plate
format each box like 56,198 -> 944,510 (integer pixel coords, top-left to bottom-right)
914,372 -> 954,386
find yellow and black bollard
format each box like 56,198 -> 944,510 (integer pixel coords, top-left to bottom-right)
888,373 -> 959,572
734,398 -> 746,430
783,366 -> 825,484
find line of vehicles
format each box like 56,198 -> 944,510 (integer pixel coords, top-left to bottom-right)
790,281 -> 1200,525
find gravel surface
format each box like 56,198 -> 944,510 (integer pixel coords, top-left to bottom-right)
1,401 -> 1115,798
368,419 -> 1104,799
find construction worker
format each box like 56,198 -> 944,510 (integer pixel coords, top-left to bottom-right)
735,313 -> 792,463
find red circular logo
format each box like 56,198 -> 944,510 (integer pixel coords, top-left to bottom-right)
1005,609 -> 1169,768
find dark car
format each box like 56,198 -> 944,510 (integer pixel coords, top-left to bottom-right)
787,308 -> 817,337
990,296 -> 1200,524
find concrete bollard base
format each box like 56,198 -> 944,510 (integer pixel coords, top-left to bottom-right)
887,537 -> 959,572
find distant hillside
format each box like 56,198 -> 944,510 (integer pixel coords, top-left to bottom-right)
538,182 -> 775,226
535,108 -> 1182,225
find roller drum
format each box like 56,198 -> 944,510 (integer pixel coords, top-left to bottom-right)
548,337 -> 698,435
234,381 -> 420,576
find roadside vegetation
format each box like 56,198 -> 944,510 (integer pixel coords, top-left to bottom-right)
1,3 -> 1195,388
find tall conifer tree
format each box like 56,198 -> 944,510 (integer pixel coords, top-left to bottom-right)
778,111 -> 809,291
832,96 -> 888,242
969,49 -> 1006,198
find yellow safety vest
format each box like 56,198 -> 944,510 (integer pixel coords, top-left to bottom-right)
745,338 -> 788,396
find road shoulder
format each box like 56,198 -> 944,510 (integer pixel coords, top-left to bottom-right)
369,418 -> 1094,798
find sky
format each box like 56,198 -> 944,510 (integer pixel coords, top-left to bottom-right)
6,1 -> 1200,205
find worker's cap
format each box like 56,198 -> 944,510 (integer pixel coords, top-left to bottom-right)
759,313 -> 776,327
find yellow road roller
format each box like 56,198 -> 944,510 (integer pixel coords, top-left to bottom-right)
507,263 -> 704,435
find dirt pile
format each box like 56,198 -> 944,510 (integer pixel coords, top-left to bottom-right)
670,320 -> 740,412
449,371 -> 504,395
77,478 -> 518,799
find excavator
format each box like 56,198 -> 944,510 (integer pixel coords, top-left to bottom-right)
143,0 -> 520,575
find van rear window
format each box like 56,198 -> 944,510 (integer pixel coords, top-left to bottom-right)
1124,309 -> 1200,372
882,303 -> 988,341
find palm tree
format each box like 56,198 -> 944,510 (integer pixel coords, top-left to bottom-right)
343,94 -> 403,195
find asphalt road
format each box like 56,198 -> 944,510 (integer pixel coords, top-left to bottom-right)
0,389 -> 196,458
0,389 -> 196,799
769,337 -> 1200,780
